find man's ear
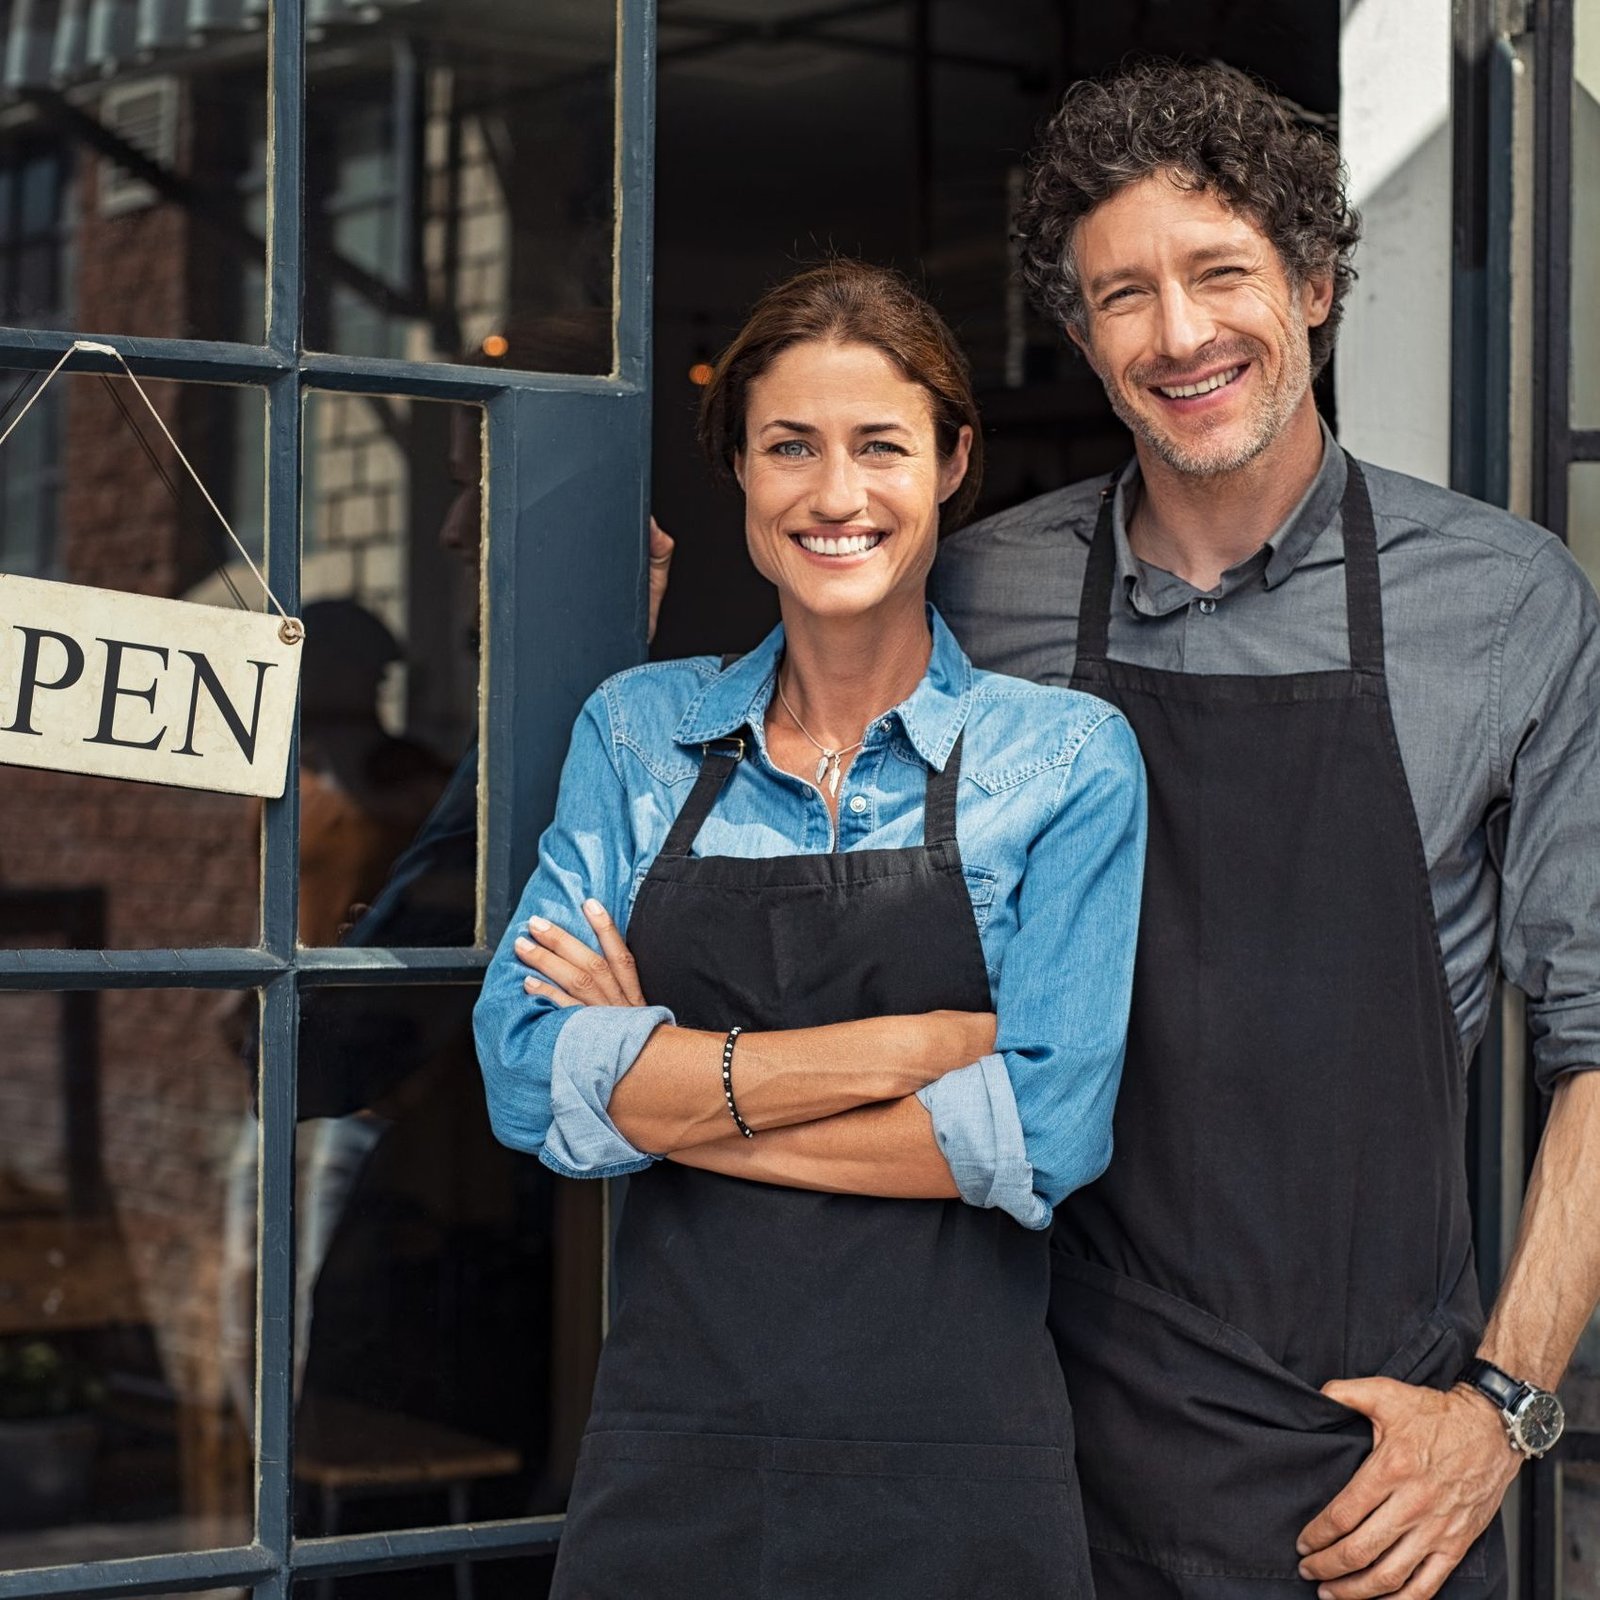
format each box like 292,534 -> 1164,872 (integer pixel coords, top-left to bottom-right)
1065,322 -> 1098,370
1303,272 -> 1335,329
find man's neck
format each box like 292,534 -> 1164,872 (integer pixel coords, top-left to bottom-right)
1128,399 -> 1326,592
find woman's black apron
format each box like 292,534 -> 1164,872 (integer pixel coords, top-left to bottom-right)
1056,459 -> 1507,1597
551,722 -> 1092,1600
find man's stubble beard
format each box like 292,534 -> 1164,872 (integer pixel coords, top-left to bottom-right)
1100,332 -> 1313,482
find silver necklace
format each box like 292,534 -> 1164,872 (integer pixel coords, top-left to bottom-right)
775,676 -> 878,798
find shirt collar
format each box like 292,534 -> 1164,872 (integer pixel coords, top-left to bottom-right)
1103,418 -> 1348,617
673,604 -> 975,771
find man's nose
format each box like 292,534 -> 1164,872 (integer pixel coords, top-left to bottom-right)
1151,284 -> 1217,365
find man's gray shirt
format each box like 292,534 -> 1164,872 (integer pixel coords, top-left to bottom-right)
933,425 -> 1600,1090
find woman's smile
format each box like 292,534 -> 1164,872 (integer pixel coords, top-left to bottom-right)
790,527 -> 888,560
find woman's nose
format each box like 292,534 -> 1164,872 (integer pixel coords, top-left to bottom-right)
810,450 -> 869,520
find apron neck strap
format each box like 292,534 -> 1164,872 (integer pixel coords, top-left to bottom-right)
1338,456 -> 1385,679
1073,453 -> 1387,680
660,737 -> 744,858
922,731 -> 964,851
1072,475 -> 1122,678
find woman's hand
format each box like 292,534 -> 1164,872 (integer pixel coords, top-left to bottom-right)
514,899 -> 648,1008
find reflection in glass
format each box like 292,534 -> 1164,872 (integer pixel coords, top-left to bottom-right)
1571,464 -> 1600,591
290,987 -> 601,1542
306,2 -> 617,372
0,372 -> 265,949
0,987 -> 255,1569
293,1551 -> 555,1599
0,23 -> 267,344
298,395 -> 482,947
1576,0 -> 1600,425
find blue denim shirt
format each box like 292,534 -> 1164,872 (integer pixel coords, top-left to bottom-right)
474,609 -> 1146,1229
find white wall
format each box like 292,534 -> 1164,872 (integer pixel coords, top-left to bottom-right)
1336,0 -> 1454,485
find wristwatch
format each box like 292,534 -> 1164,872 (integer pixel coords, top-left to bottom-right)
1456,1358 -> 1566,1459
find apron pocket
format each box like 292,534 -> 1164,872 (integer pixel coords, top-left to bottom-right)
763,1435 -> 1091,1600
1050,1252 -> 1491,1582
555,1430 -> 765,1600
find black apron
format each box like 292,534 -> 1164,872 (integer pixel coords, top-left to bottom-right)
1055,459 -> 1507,1597
551,722 -> 1093,1600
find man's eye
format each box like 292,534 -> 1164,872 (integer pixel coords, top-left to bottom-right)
1204,266 -> 1245,281
1101,286 -> 1139,307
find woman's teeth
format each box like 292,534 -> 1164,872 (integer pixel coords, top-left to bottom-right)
1157,365 -> 1243,399
796,532 -> 883,556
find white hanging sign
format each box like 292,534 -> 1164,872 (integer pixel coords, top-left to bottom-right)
0,341 -> 303,799
0,574 -> 300,797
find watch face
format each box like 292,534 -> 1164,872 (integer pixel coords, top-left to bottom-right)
1513,1392 -> 1565,1456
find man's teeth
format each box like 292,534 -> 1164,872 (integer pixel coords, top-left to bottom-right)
797,533 -> 883,555
1157,365 -> 1242,399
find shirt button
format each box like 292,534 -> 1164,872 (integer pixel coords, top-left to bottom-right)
848,794 -> 868,815
1197,598 -> 1217,614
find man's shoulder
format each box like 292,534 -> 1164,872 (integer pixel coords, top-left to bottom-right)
1358,459 -> 1558,564
944,478 -> 1104,560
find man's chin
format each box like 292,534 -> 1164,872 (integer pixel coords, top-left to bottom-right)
1130,413 -> 1275,480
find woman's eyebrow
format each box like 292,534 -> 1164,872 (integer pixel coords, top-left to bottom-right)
758,419 -> 817,434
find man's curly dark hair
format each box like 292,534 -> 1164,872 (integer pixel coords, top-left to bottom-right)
1017,60 -> 1361,378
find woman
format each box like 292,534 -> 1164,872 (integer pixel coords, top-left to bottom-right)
473,260 -> 1145,1598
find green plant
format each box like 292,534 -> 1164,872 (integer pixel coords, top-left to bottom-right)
0,1339 -> 104,1422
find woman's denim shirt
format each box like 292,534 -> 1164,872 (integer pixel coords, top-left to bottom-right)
474,609 -> 1146,1230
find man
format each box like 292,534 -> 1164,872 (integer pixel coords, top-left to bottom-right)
933,60 -> 1600,1600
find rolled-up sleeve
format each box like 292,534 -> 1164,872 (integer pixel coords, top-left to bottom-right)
921,710 -> 1147,1228
1496,539 -> 1600,1090
473,689 -> 674,1177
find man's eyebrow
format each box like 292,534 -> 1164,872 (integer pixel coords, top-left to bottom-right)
1086,243 -> 1256,299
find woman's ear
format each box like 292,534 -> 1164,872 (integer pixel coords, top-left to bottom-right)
937,426 -> 974,505
732,450 -> 746,491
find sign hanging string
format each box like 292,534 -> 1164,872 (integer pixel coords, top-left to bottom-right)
0,340 -> 302,646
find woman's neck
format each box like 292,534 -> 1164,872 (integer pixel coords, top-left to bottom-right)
772,595 -> 932,752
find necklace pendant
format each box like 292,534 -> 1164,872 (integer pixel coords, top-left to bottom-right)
827,760 -> 843,798
815,753 -> 833,790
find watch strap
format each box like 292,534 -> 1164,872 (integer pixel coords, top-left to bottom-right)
1458,1357 -> 1529,1414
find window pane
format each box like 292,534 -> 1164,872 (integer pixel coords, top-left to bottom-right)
1570,463 -> 1600,588
0,987 -> 256,1569
304,2 -> 617,372
293,1551 -> 555,1598
290,986 -> 601,1540
1574,0 -> 1600,425
299,394 -> 482,948
0,45 -> 267,343
0,371 -> 268,949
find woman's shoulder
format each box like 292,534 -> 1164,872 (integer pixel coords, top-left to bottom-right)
585,657 -> 726,779
961,669 -> 1137,791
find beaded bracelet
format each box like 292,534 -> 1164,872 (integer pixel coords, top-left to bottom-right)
721,1025 -> 755,1139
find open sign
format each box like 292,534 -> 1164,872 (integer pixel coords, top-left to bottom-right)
0,574 -> 301,798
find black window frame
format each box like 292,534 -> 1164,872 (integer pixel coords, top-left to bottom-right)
0,0 -> 656,1593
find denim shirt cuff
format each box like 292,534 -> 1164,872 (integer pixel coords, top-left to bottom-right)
917,1054 -> 1048,1230
543,1004 -> 675,1178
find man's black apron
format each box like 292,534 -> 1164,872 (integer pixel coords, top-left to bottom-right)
551,724 -> 1093,1599
1057,459 -> 1507,1597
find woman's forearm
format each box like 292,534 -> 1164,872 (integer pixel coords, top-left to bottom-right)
608,1011 -> 993,1155
667,1093 -> 959,1199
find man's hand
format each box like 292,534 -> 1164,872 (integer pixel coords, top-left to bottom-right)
648,517 -> 674,642
1295,1379 -> 1519,1599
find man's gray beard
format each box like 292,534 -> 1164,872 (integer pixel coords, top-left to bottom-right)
1107,343 -> 1312,481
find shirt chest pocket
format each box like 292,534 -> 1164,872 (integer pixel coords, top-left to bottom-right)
963,863 -> 998,935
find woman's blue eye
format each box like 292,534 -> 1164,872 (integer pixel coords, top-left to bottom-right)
771,440 -> 810,457
863,440 -> 905,455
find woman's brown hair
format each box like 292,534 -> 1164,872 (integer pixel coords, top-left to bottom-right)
697,259 -> 983,531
